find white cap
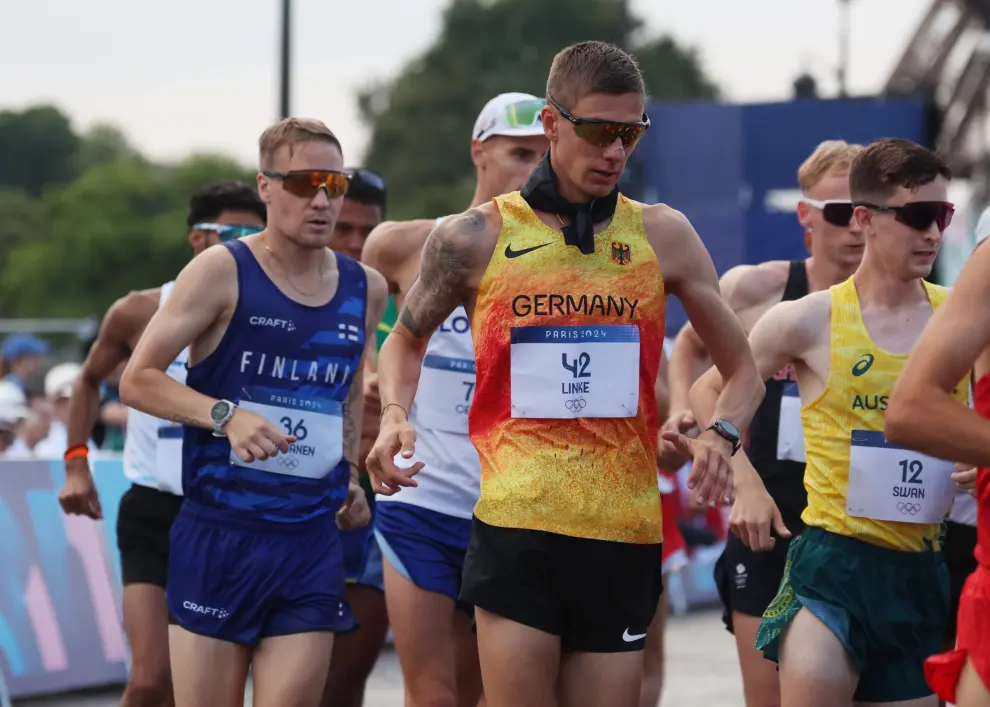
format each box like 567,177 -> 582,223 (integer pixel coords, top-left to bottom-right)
472,92 -> 546,142
45,362 -> 82,400
0,381 -> 27,428
975,205 -> 990,244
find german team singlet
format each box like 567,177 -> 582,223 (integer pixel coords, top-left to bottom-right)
801,277 -> 969,551
183,240 -> 367,525
469,191 -> 665,544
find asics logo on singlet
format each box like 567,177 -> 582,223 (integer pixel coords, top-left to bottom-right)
249,316 -> 296,332
511,294 -> 639,319
504,242 -> 551,258
852,353 -> 874,377
182,601 -> 229,619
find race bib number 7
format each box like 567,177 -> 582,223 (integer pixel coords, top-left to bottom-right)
509,325 -> 640,419
845,429 -> 956,524
230,388 -> 343,479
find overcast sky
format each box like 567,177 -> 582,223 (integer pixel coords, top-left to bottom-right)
2,0 -> 930,166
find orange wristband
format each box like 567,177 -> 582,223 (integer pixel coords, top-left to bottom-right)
63,445 -> 88,462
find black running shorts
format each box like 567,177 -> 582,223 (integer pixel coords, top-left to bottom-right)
459,516 -> 664,653
715,530 -> 792,633
116,484 -> 183,588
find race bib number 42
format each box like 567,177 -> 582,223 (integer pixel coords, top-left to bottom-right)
509,325 -> 640,419
230,388 -> 343,479
845,429 -> 956,524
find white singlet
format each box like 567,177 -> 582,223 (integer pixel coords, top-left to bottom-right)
379,218 -> 481,518
122,281 -> 188,495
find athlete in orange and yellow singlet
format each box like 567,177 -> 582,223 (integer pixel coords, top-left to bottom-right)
367,41 -> 764,707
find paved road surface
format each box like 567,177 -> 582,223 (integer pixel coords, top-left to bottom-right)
14,609 -> 745,706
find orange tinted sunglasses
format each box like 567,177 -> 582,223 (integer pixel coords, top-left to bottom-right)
262,170 -> 350,199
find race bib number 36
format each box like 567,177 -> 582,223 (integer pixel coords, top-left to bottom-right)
230,388 -> 343,479
510,325 -> 640,419
845,429 -> 956,524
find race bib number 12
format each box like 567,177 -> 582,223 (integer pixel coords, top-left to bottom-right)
845,429 -> 956,524
509,325 -> 640,419
230,388 -> 343,479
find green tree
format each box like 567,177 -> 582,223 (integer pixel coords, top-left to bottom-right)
75,124 -> 141,172
359,0 -> 718,220
0,154 -> 255,318
0,105 -> 80,196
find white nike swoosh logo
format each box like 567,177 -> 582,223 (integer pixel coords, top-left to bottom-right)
622,628 -> 648,642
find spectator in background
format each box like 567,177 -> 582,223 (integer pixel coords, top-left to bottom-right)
0,380 -> 28,457
34,362 -> 94,458
0,333 -> 49,393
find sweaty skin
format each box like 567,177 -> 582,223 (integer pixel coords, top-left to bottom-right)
367,201 -> 764,507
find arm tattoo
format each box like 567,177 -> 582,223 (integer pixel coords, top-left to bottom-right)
172,414 -> 208,429
398,209 -> 485,338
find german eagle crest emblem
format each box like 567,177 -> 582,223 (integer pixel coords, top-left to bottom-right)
609,241 -> 631,265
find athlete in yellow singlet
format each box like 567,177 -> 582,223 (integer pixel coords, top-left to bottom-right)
692,138 -> 964,707
367,41 -> 764,707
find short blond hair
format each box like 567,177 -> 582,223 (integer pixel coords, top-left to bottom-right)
258,118 -> 341,170
798,140 -> 863,192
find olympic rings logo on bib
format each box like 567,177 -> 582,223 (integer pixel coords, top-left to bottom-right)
277,456 -> 300,471
897,502 -> 921,516
564,398 -> 587,412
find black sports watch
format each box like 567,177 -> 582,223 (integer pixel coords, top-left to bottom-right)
705,419 -> 741,456
210,399 -> 237,438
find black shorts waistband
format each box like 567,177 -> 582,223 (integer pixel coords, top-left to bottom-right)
128,483 -> 184,507
802,527 -> 943,567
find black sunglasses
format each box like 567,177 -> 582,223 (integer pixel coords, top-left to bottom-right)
546,94 -> 650,148
853,200 -> 955,234
803,198 -> 855,227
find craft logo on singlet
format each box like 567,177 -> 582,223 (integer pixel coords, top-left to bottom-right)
249,316 -> 297,332
511,293 -> 639,319
238,351 -> 354,386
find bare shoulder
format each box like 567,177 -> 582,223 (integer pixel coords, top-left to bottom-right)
169,241 -> 238,301
362,219 -> 435,267
422,203 -> 501,285
640,204 -> 708,276
760,290 -> 831,347
719,260 -> 792,311
359,261 -> 389,308
102,288 -> 161,346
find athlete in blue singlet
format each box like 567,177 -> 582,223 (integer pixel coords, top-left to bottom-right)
120,117 -> 388,707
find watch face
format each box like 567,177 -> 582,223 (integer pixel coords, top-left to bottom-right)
719,420 -> 740,438
210,401 -> 231,423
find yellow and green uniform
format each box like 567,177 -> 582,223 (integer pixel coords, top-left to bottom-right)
756,277 -> 967,702
376,295 -> 397,351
